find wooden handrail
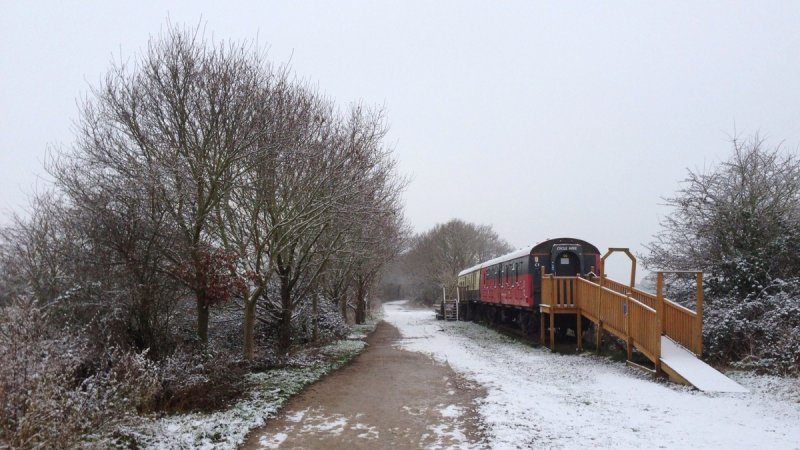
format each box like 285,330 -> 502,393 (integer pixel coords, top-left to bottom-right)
628,296 -> 656,314
663,299 -> 696,317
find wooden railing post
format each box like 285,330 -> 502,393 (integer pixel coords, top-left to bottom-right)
655,272 -> 664,373
576,308 -> 583,351
540,266 -> 547,302
596,271 -> 605,353
695,272 -> 704,357
456,283 -> 460,321
540,266 -> 548,347
540,312 -> 545,345
625,296 -> 632,361
656,272 -> 665,335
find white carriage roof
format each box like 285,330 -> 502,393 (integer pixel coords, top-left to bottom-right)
457,245 -> 534,276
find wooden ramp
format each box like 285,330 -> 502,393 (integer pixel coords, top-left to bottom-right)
660,337 -> 747,393
539,262 -> 746,391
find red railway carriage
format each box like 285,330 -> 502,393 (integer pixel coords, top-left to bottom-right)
457,238 -> 601,331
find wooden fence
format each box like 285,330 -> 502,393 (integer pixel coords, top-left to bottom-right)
597,274 -> 702,357
541,276 -> 578,308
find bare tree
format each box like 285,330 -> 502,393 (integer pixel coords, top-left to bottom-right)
399,219 -> 512,304
214,77 -> 327,359
644,135 -> 800,296
0,22 -> 411,448
53,25 -> 273,342
244,102 -> 406,351
644,135 -> 800,372
319,177 -> 407,325
0,194 -> 67,308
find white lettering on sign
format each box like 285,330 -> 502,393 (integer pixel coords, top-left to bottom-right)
554,245 -> 580,252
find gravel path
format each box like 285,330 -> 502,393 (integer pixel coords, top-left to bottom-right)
241,319 -> 486,449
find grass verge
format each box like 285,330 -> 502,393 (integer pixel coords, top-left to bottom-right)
106,314 -> 382,449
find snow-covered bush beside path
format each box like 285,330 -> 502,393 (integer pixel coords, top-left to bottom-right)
704,279 -> 800,375
108,317 -> 380,449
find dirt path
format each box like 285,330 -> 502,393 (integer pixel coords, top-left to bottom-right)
242,320 -> 487,449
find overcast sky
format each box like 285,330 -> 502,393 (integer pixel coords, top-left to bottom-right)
2,2 -> 799,281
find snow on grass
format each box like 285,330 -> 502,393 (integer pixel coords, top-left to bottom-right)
384,301 -> 800,450
116,315 -> 381,450
426,404 -> 471,449
427,422 -> 469,450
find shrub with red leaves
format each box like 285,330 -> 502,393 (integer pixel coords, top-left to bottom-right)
174,248 -> 246,306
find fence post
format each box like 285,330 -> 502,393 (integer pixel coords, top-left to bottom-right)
625,296 -> 632,361
540,266 -> 547,346
540,312 -> 545,344
695,272 -> 703,357
656,273 -> 665,335
456,284 -> 460,321
598,270 -> 605,320
655,272 -> 664,373
540,266 -> 550,304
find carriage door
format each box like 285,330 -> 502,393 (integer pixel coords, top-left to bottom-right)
551,244 -> 583,276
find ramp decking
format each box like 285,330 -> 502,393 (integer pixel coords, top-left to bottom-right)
660,336 -> 747,392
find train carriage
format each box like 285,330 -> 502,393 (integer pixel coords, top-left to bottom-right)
457,237 -> 602,333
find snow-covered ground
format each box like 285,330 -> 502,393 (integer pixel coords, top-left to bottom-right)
383,301 -> 800,450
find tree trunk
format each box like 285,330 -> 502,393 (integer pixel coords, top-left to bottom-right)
312,293 -> 319,342
277,279 -> 293,354
339,294 -> 348,324
243,296 -> 256,360
197,289 -> 209,343
355,277 -> 366,324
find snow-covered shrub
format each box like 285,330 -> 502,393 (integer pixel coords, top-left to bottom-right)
295,295 -> 350,343
645,137 -> 800,374
0,300 -> 160,449
316,301 -> 350,341
153,345 -> 247,414
257,293 -> 351,353
704,279 -> 800,375
207,302 -> 245,355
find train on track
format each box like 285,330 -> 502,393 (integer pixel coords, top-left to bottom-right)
455,237 -> 602,335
